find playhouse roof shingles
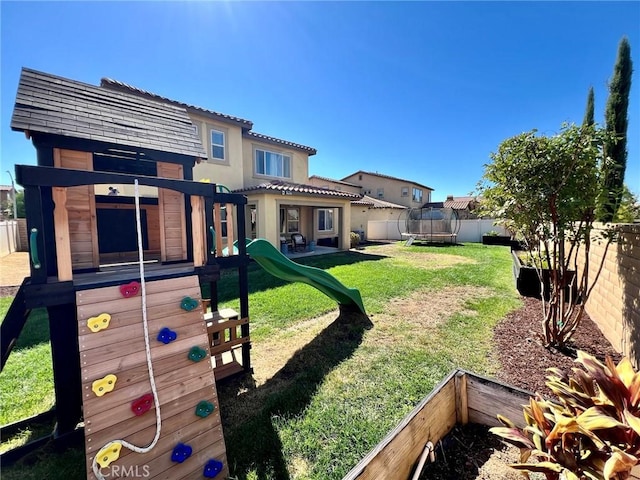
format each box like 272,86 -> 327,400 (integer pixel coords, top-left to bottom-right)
101,77 -> 316,155
234,181 -> 360,199
11,68 -> 207,159
101,77 -> 254,130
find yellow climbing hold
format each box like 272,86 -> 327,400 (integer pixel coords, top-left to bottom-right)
96,442 -> 122,468
199,178 -> 211,183
87,313 -> 111,333
92,374 -> 117,397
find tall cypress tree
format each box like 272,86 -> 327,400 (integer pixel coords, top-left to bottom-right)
600,37 -> 633,222
582,86 -> 595,126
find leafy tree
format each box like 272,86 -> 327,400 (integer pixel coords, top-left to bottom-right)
478,124 -> 615,348
15,190 -> 25,218
613,185 -> 640,223
599,37 -> 633,222
582,86 -> 594,126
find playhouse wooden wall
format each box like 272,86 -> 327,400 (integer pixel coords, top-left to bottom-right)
51,148 -> 190,273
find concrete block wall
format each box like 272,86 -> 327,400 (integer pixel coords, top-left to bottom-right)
575,224 -> 640,367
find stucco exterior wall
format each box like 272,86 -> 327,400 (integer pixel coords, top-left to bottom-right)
191,114 -> 245,189
351,206 -> 406,239
241,138 -> 309,187
575,224 -> 640,367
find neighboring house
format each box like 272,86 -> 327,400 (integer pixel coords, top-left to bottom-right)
423,195 -> 480,220
308,175 -> 361,195
341,171 -> 433,208
101,78 -> 358,251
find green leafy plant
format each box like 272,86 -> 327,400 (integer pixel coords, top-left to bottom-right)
491,351 -> 640,480
478,123 -> 617,348
350,231 -> 361,248
485,230 -> 500,237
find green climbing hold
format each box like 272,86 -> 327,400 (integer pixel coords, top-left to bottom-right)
181,296 -> 199,311
195,400 -> 215,418
188,346 -> 207,362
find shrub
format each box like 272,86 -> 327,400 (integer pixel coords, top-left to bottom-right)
350,232 -> 361,248
491,351 -> 640,480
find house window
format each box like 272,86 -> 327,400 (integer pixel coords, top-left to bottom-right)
192,123 -> 199,136
401,187 -> 409,197
256,149 -> 291,178
412,187 -> 423,203
377,188 -> 384,199
211,129 -> 225,160
318,209 -> 334,232
280,208 -> 299,233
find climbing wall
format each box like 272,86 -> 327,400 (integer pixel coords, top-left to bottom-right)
77,275 -> 229,479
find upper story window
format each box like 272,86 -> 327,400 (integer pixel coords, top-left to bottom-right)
318,209 -> 334,232
211,129 -> 225,160
377,188 -> 384,199
192,123 -> 199,136
401,187 -> 409,197
412,187 -> 423,203
256,149 -> 291,178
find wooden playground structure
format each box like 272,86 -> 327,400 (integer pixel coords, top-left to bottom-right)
1,68 -> 253,478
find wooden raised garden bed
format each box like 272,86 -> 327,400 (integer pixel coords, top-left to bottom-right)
343,369 -> 640,480
343,370 -> 531,480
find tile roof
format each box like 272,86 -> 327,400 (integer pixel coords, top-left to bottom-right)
101,78 -> 253,129
341,170 -> 433,191
352,195 -> 407,209
11,68 -> 207,159
308,175 -> 360,187
233,180 -> 359,199
427,196 -> 479,210
244,131 -> 317,155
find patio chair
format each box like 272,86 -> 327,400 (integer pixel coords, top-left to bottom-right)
291,233 -> 307,252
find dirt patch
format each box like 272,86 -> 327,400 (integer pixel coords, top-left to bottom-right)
367,286 -> 493,346
359,243 -> 473,269
0,252 -> 30,288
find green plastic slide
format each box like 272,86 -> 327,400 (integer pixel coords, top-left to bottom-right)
245,239 -> 366,314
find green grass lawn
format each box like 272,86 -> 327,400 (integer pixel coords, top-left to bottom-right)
1,243 -> 520,479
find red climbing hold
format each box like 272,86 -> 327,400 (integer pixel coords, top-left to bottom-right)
131,393 -> 154,416
120,281 -> 141,298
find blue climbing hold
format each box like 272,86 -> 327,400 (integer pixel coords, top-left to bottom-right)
180,296 -> 199,311
157,327 -> 177,344
203,459 -> 224,478
188,346 -> 207,362
171,443 -> 193,463
195,400 -> 215,418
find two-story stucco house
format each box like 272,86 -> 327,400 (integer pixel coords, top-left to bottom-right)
340,171 -> 433,208
101,79 -> 359,252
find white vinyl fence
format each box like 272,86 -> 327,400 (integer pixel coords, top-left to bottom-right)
0,220 -> 19,256
367,218 -> 509,243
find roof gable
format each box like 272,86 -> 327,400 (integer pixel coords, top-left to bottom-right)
341,170 -> 433,191
11,68 -> 206,159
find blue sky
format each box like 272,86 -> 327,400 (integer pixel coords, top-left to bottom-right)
1,1 -> 638,199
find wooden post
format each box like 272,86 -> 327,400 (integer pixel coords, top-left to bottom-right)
225,203 -> 235,255
24,186 -> 48,284
454,370 -> 469,425
52,187 -> 72,281
213,203 -> 223,257
190,196 -> 205,267
47,303 -> 82,436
